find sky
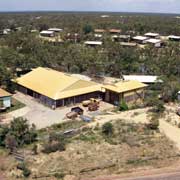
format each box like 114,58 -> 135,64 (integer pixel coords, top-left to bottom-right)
0,0 -> 180,14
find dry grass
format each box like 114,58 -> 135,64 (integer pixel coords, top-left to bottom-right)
3,119 -> 177,180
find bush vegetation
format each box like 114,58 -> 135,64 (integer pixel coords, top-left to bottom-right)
0,117 -> 37,152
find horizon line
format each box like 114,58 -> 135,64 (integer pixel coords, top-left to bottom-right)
0,10 -> 179,15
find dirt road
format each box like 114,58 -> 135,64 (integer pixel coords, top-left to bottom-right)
84,172 -> 180,180
83,167 -> 180,180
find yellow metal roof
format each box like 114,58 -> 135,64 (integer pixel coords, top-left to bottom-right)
104,80 -> 147,93
0,88 -> 12,98
15,67 -> 102,100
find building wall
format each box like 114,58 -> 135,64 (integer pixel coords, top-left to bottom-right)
17,84 -> 103,108
105,90 -> 122,105
105,88 -> 145,106
56,91 -> 103,107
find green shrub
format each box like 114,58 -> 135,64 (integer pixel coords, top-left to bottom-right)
17,162 -> 31,177
102,122 -> 114,136
152,100 -> 165,113
42,133 -> 66,154
148,115 -> 159,130
119,100 -> 128,111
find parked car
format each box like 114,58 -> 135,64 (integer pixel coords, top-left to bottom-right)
71,107 -> 84,115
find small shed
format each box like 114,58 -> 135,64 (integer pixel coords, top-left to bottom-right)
0,88 -> 12,108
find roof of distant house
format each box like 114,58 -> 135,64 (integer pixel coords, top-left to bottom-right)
48,28 -> 63,32
145,32 -> 159,37
94,34 -> 103,38
168,35 -> 180,39
40,30 -> 54,34
104,80 -> 147,93
120,42 -> 137,47
123,75 -> 162,83
0,88 -> 12,98
109,29 -> 121,33
145,38 -> 162,44
15,67 -> 102,100
132,36 -> 149,41
94,29 -> 106,33
84,41 -> 103,45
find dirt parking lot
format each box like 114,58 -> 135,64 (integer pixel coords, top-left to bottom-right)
6,92 -> 113,129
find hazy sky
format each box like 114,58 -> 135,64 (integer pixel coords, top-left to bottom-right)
0,0 -> 180,13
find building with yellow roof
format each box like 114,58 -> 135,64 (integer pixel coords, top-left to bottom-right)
15,67 -> 103,108
104,80 -> 147,106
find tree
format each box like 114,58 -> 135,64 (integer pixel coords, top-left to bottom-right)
0,118 -> 37,149
83,24 -> 93,34
0,125 -> 9,146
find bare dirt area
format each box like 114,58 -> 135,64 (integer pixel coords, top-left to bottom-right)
2,102 -> 180,180
3,119 -> 180,180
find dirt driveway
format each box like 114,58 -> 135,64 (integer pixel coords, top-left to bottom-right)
10,92 -> 113,130
11,92 -> 71,129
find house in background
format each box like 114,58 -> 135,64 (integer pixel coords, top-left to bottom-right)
15,67 -> 103,109
168,35 -> 180,42
123,75 -> 163,85
48,28 -> 63,33
94,29 -> 106,33
145,38 -> 163,48
132,36 -> 149,44
84,41 -> 103,47
40,30 -> 55,37
144,32 -> 160,39
109,29 -> 121,34
104,80 -> 147,106
0,88 -> 12,108
112,35 -> 131,42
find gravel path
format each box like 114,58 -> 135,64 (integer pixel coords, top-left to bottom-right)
159,119 -> 180,150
